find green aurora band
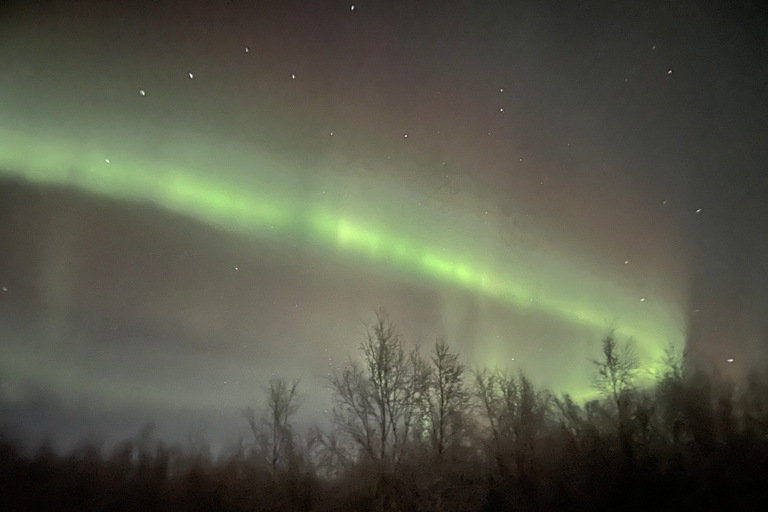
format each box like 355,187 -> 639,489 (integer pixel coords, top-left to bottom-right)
0,122 -> 687,393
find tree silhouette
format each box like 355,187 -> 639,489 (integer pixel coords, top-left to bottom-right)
245,377 -> 301,475
416,338 -> 470,456
473,369 -> 549,450
329,310 -> 414,462
591,332 -> 638,464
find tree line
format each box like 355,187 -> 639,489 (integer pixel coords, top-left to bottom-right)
4,310 -> 768,511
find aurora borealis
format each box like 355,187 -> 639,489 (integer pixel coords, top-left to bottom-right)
1,0 -> 766,449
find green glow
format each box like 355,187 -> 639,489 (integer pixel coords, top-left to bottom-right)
0,121 -> 686,394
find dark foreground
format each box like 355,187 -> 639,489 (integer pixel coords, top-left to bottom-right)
4,330 -> 768,511
3,400 -> 768,511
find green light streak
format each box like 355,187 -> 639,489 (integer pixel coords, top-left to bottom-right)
0,123 -> 685,385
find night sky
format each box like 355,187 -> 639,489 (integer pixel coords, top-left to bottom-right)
1,0 -> 766,451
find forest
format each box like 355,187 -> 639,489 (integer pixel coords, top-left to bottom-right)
3,311 -> 768,511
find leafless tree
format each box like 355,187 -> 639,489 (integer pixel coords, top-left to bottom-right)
306,425 -> 350,479
474,368 -> 516,443
473,369 -> 549,445
473,367 -> 550,483
474,368 -> 504,443
592,333 -> 638,415
552,393 -> 586,439
329,310 -> 414,462
591,332 -> 638,459
418,339 -> 470,455
655,343 -> 687,443
329,360 -> 378,460
245,377 -> 301,474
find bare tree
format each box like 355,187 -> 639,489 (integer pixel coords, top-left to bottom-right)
329,310 -> 414,462
591,332 -> 638,460
245,377 -> 301,474
473,367 -> 550,484
473,369 -> 549,445
591,332 -> 637,423
552,393 -> 586,439
473,368 -> 507,443
655,343 -> 687,444
307,425 -> 350,479
329,360 -> 377,459
419,339 -> 469,455
514,372 -> 549,448
361,313 -> 407,460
